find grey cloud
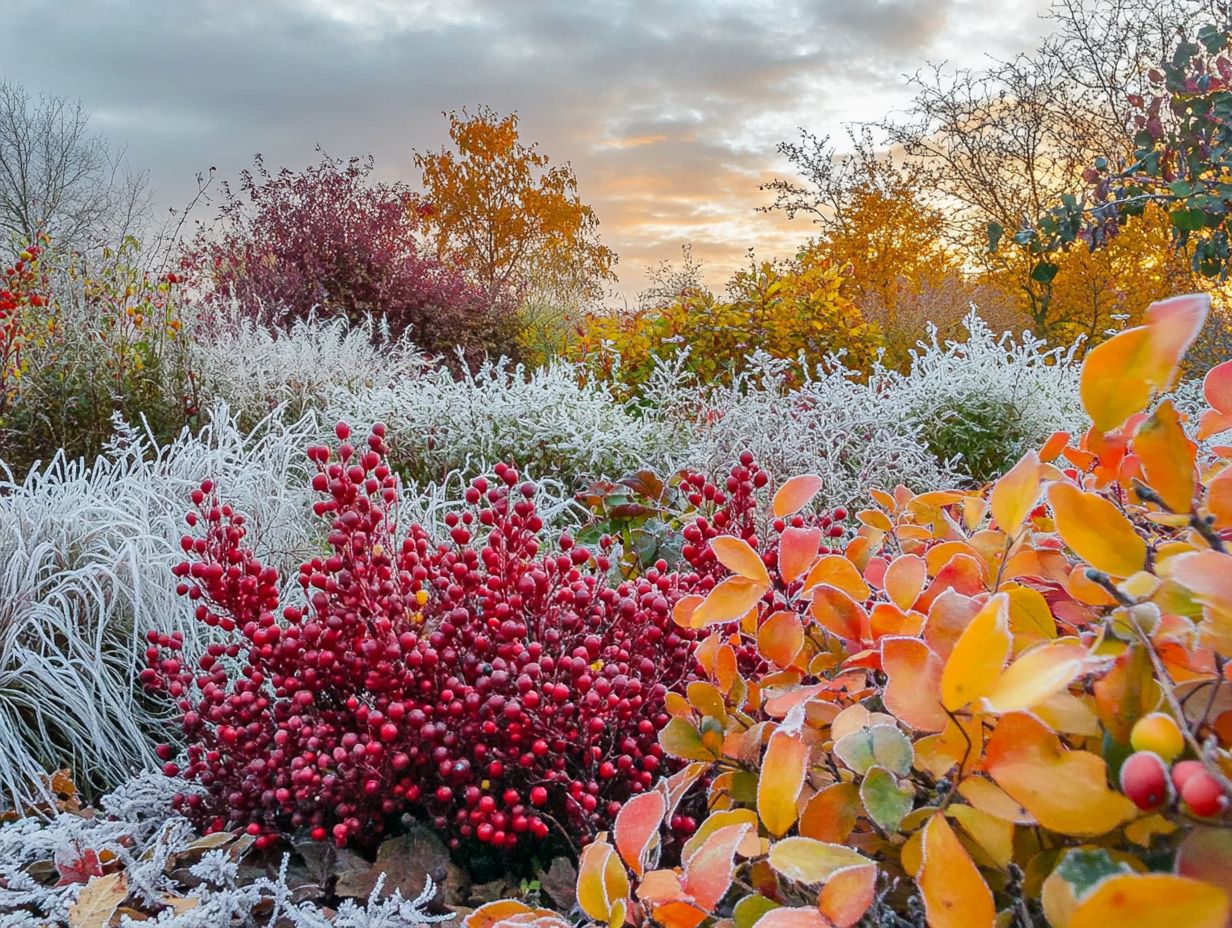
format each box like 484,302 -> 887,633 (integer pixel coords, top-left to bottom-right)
2,0 -> 1032,296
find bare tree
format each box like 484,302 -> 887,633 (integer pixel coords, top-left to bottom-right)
0,81 -> 148,256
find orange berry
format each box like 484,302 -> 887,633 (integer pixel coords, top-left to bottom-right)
1130,712 -> 1185,762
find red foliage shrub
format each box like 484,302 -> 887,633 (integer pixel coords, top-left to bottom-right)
144,424 -> 704,851
183,153 -> 515,359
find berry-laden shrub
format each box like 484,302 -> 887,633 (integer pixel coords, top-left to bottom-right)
466,293 -> 1232,928
144,423 -> 703,851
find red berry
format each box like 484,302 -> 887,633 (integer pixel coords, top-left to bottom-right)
1119,751 -> 1173,811
1181,769 -> 1229,818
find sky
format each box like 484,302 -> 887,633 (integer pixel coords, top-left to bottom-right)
1,0 -> 1053,301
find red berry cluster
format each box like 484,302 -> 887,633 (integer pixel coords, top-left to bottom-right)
144,423 -> 703,851
678,451 -> 848,583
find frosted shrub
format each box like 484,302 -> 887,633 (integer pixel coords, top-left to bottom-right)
190,312 -> 432,428
325,356 -> 669,488
882,312 -> 1087,483
648,351 -> 957,509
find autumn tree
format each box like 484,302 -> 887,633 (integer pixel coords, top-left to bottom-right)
763,129 -> 962,361
413,107 -> 617,308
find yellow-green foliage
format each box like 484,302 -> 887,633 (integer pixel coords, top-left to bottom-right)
572,256 -> 882,391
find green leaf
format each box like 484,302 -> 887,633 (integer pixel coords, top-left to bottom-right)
1052,848 -> 1133,900
658,718 -> 715,761
859,766 -> 915,833
1171,207 -> 1209,232
1030,260 -> 1060,283
833,724 -> 914,776
986,222 -> 1004,253
734,894 -> 779,928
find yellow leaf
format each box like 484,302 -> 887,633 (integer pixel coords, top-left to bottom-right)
985,712 -> 1135,836
916,813 -> 995,928
990,450 -> 1041,536
947,805 -> 1014,868
1080,293 -> 1208,432
1068,873 -> 1229,928
711,536 -> 772,586
979,640 -> 1089,714
692,576 -> 766,628
774,474 -> 824,518
1135,400 -> 1197,513
766,837 -> 871,884
758,728 -> 809,837
940,594 -> 1011,711
1047,482 -> 1147,577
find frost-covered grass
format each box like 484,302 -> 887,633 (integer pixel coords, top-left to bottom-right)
190,313 -> 432,428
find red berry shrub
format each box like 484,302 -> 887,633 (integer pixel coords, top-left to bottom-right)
183,153 -> 515,360
144,423 -> 702,850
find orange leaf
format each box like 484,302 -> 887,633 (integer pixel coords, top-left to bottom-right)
1205,358 -> 1232,414
798,783 -> 860,844
990,450 -> 1041,536
1135,400 -> 1196,513
759,610 -> 806,669
883,555 -> 927,611
1047,482 -> 1147,577
916,813 -> 995,928
692,576 -> 766,628
1166,549 -> 1232,654
464,901 -> 537,928
802,556 -> 871,600
1068,873 -> 1230,928
774,474 -> 824,518
818,864 -> 877,928
923,590 -> 983,659
711,536 -> 772,586
811,586 -> 870,643
758,727 -> 809,837
750,908 -> 829,928
985,712 -> 1134,836
614,791 -> 665,877
1081,293 -> 1208,432
881,637 -> 947,732
940,594 -> 1011,711
683,822 -> 752,911
779,527 -> 823,584
1207,466 -> 1232,529
1040,430 -> 1070,463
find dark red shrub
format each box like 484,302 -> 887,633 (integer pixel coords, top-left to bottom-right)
183,153 -> 515,359
144,423 -> 702,851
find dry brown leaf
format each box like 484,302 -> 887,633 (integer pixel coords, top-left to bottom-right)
67,872 -> 127,928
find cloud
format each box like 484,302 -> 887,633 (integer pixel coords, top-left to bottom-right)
0,0 -> 1042,298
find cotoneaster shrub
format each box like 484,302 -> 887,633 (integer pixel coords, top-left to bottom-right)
145,424 -> 704,851
467,293 -> 1232,928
